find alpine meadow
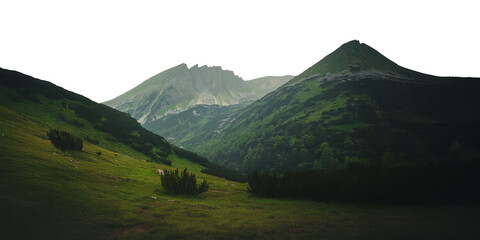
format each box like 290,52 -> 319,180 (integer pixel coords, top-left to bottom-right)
1,39 -> 480,240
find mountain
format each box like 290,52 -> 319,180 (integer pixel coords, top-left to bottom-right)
103,64 -> 292,124
191,40 -> 480,173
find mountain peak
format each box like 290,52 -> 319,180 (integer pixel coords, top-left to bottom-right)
341,39 -> 361,47
188,64 -> 223,71
175,63 -> 189,69
174,63 -> 225,73
295,40 -> 402,80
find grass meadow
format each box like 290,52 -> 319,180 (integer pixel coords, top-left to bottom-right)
1,105 -> 479,239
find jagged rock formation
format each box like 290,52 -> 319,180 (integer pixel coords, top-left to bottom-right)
103,64 -> 292,124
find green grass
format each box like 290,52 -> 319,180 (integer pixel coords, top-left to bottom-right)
1,105 -> 480,239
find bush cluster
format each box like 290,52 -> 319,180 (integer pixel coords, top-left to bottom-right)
161,168 -> 209,194
47,129 -> 83,150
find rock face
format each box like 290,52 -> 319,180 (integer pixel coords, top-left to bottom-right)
103,64 -> 292,124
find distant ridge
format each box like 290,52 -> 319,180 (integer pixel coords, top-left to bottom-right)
104,64 -> 292,124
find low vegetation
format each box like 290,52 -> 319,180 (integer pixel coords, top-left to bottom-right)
161,168 -> 209,194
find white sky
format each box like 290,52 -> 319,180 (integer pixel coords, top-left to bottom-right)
1,0 -> 479,102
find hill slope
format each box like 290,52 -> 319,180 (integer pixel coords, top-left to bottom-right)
103,64 -> 292,124
0,67 -> 246,178
0,68 -> 173,162
194,40 -> 480,173
144,104 -> 246,149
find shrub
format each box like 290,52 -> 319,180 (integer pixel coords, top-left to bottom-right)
161,168 -> 209,194
47,129 -> 83,150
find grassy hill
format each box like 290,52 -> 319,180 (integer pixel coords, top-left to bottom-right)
1,68 -> 480,239
0,68 -> 172,163
193,40 -> 480,173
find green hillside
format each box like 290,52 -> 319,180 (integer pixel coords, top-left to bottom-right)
0,68 -> 172,163
2,108 -> 480,240
144,104 -> 245,150
103,64 -> 292,124
194,40 -> 480,173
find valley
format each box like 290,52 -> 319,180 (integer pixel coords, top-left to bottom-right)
1,101 -> 479,240
1,39 -> 480,239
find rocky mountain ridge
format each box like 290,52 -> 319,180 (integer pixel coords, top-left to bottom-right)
103,64 -> 292,124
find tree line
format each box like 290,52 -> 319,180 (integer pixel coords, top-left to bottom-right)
247,159 -> 480,203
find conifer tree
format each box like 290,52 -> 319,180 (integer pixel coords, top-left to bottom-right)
161,168 -> 209,194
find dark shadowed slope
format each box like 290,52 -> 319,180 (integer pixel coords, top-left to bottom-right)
194,40 -> 480,173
